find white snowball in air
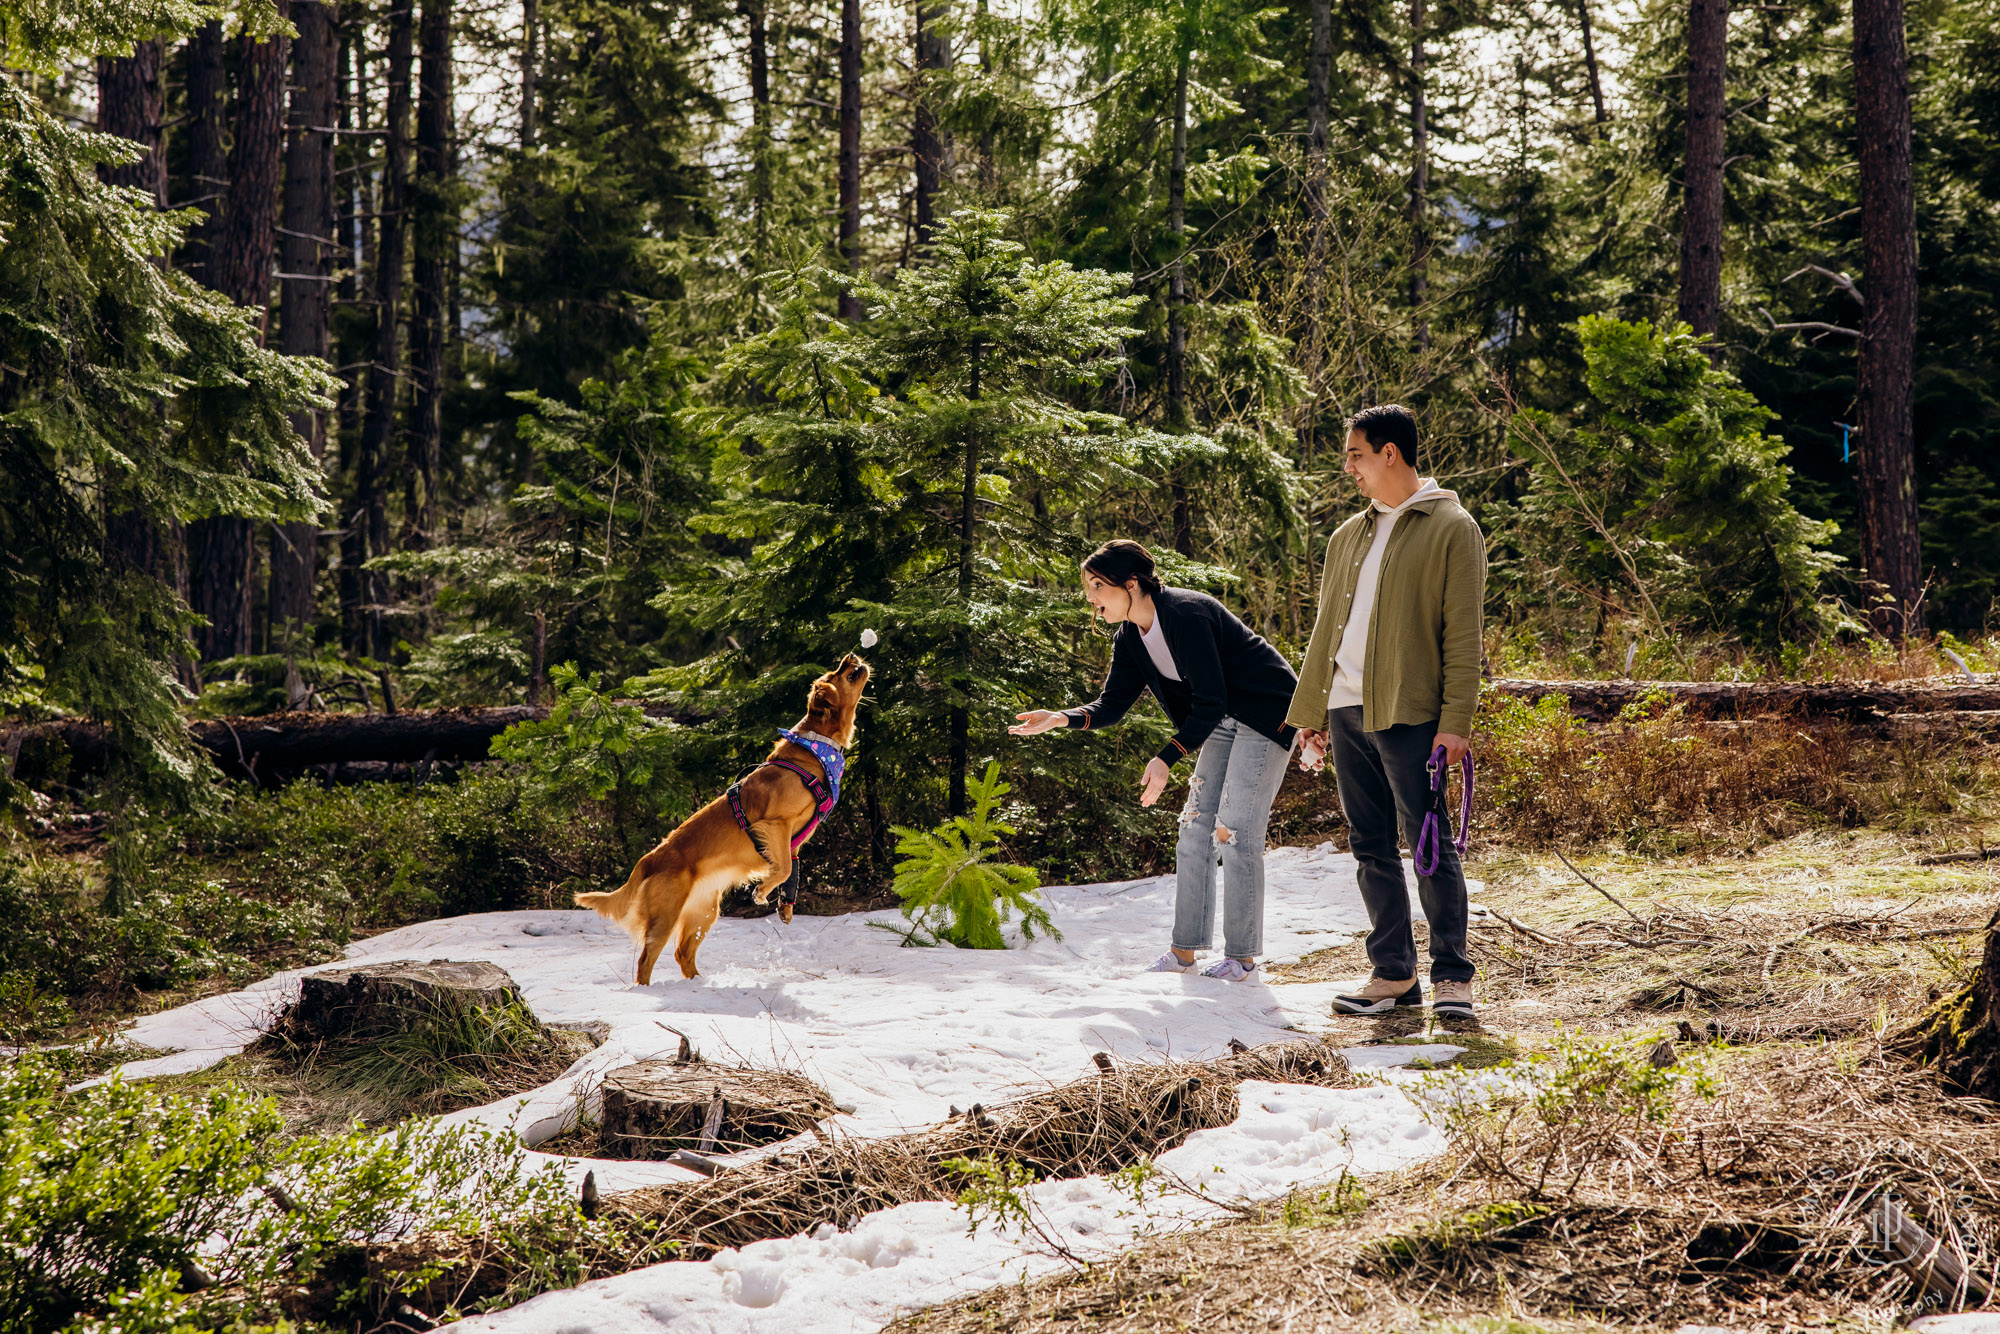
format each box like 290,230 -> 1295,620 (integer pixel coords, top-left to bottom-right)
860,628 -> 879,648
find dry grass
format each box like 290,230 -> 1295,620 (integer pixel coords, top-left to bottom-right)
1489,627 -> 2000,685
891,830 -> 2000,1334
1476,697 -> 1998,852
1357,1045 -> 2000,1327
891,1041 -> 2000,1334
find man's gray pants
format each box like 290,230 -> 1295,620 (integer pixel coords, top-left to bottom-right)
1325,705 -> 1474,985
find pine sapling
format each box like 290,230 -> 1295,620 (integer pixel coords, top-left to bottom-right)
889,761 -> 1055,949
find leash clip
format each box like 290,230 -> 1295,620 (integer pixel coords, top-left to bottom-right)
1415,743 -> 1476,877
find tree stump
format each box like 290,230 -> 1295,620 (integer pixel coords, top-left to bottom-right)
284,959 -> 525,1042
1895,910 -> 2000,1101
598,1061 -> 834,1158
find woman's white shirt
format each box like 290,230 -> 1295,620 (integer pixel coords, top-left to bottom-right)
1139,613 -> 1182,682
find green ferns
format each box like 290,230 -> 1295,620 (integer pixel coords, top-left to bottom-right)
890,761 -> 1054,949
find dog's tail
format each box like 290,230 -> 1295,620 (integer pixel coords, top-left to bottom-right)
574,861 -> 648,929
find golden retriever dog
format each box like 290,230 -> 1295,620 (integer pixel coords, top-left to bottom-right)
575,654 -> 869,983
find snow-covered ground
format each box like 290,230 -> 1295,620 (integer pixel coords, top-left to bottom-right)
110,843 -> 1477,1331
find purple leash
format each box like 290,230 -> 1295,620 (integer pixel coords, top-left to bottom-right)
1414,744 -> 1474,877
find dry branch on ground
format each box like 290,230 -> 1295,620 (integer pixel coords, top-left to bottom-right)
320,1038 -> 1357,1325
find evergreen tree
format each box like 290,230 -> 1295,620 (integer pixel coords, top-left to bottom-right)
0,0 -> 332,793
1499,315 -> 1840,648
666,209 -> 1175,845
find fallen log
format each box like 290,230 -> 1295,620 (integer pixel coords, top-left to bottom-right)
3,701 -> 698,784
1485,677 -> 2000,723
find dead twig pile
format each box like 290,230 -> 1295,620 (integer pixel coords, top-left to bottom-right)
597,1038 -> 1355,1254
1466,859 -> 1981,1038
351,1038 -> 1356,1320
1364,1045 -> 2000,1325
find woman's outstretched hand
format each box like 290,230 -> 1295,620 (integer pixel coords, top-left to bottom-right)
1009,709 -> 1066,736
1298,728 -> 1329,772
1138,757 -> 1171,807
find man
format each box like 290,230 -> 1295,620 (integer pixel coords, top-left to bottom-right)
1291,405 -> 1486,1019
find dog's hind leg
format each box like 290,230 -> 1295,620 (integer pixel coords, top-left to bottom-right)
674,893 -> 725,979
635,919 -> 676,986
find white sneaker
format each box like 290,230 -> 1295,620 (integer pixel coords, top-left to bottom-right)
1202,957 -> 1258,982
1146,952 -> 1197,974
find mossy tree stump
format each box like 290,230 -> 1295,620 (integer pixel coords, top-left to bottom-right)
599,1061 -> 833,1158
285,959 -> 526,1041
1897,910 -> 2000,1101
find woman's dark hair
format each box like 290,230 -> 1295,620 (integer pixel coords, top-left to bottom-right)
1082,539 -> 1163,596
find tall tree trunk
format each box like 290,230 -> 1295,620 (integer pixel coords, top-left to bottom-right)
407,0 -> 453,550
1578,0 -> 1608,126
192,6 -> 291,663
520,0 -> 538,149
354,0 -> 414,659
96,39 -> 166,204
1300,0 -> 1332,461
98,38 -> 186,620
336,15 -> 367,651
838,0 -> 863,318
1853,0 -> 1923,634
1305,0 -> 1330,222
976,0 -> 995,193
951,354 -> 983,817
744,0 -> 770,251
272,0 -> 339,666
182,21 -> 228,284
1409,0 -> 1429,349
912,0 -> 951,246
1679,0 -> 1726,342
1168,50 -> 1193,557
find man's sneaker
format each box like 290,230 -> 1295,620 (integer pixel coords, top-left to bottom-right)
1202,957 -> 1258,982
1432,979 -> 1476,1020
1330,976 -> 1423,1015
1147,952 -> 1197,974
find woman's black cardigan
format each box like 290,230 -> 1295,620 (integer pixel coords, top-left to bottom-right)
1062,585 -> 1299,767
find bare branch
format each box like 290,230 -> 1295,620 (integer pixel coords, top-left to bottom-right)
1783,263 -> 1864,306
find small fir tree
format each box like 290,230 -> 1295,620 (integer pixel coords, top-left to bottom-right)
1497,315 -> 1841,648
890,760 -> 1053,949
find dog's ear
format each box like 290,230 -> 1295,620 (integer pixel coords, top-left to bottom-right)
808,680 -> 840,715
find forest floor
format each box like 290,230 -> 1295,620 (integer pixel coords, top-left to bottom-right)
887,824 -> 2000,1334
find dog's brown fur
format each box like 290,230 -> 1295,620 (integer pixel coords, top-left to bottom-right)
574,654 -> 870,984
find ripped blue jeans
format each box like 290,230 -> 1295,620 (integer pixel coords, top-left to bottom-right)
1172,717 -> 1296,959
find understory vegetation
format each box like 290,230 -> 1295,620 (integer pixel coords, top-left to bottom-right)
8,0 -> 2000,1323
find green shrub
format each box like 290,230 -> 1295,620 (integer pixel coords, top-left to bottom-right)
1422,1028 -> 1717,1201
490,664 -> 695,862
889,762 -> 1054,949
0,1054 -> 614,1332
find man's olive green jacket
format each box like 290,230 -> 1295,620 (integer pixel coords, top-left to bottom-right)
1285,493 -> 1487,738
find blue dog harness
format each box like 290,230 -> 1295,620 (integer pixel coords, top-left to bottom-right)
724,729 -> 846,904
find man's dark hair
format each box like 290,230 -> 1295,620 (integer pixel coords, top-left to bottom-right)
1346,404 -> 1420,469
1082,539 -> 1164,596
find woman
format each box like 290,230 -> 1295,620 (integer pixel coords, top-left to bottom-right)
1010,540 -> 1299,980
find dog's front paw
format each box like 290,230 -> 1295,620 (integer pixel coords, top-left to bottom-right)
778,904 -> 794,924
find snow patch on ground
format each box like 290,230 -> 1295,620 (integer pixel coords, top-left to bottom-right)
109,843 -> 1478,1329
